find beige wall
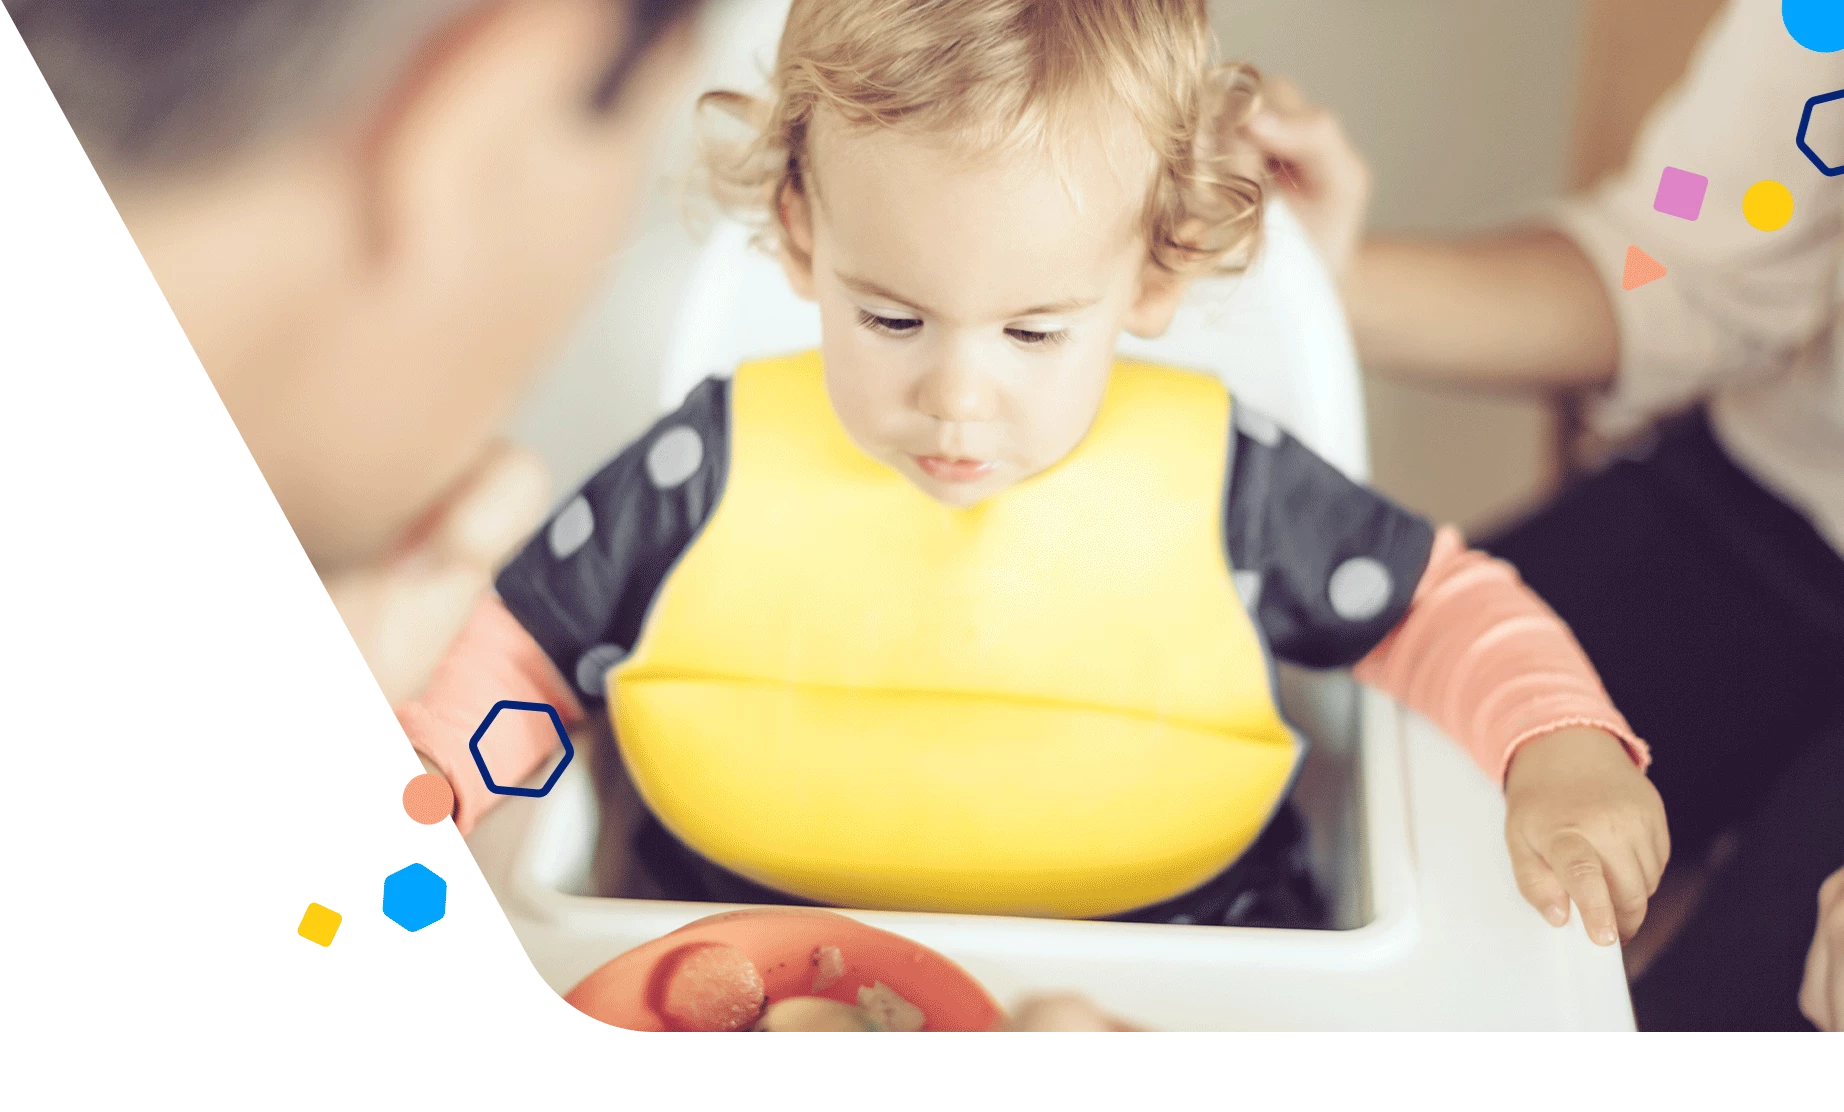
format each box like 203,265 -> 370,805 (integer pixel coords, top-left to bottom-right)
1213,0 -> 1583,531
1210,0 -> 1728,529
512,0 -> 1720,530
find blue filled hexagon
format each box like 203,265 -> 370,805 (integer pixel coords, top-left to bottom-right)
382,863 -> 447,932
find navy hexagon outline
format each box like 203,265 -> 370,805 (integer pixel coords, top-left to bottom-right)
1798,89 -> 1844,177
468,700 -> 575,797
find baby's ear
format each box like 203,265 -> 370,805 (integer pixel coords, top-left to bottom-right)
1123,248 -> 1197,339
774,183 -> 818,302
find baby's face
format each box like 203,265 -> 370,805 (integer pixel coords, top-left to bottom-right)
779,115 -> 1190,507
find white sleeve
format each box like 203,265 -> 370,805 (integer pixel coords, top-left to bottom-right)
1549,0 -> 1844,430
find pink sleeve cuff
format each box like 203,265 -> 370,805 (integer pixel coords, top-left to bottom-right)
1353,526 -> 1649,785
394,594 -> 586,834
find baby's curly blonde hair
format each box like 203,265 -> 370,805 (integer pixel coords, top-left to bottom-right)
699,0 -> 1265,278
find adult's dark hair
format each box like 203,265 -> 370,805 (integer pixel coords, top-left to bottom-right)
4,0 -> 704,177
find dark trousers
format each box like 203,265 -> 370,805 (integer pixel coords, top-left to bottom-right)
1483,409 -> 1844,1031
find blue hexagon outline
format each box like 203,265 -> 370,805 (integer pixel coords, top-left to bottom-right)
1798,88 -> 1844,176
467,699 -> 575,797
382,862 -> 447,933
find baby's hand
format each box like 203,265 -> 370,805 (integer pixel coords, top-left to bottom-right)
1502,727 -> 1668,946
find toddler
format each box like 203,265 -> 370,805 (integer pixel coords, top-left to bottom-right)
403,0 -> 1667,943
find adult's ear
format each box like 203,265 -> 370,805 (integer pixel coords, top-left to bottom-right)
350,0 -> 676,276
775,182 -> 818,302
268,0 -> 694,566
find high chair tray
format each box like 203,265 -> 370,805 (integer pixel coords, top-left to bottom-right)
463,679 -> 1636,1031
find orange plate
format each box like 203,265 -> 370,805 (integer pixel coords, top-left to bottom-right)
564,908 -> 1003,1032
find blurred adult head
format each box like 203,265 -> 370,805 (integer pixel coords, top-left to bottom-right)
11,0 -> 706,568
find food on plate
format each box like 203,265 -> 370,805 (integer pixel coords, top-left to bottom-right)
751,982 -> 929,1032
810,944 -> 846,992
754,996 -> 874,1032
853,982 -> 926,1032
564,908 -> 1004,1032
654,942 -> 766,1032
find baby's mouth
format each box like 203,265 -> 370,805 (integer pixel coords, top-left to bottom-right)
911,454 -> 998,483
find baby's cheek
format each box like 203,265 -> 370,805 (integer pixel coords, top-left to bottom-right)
823,358 -> 884,424
1034,392 -> 1108,468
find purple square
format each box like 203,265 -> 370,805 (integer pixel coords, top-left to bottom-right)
1653,167 -> 1708,221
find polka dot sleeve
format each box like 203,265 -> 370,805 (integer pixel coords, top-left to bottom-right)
1222,402 -> 1436,669
494,376 -> 731,706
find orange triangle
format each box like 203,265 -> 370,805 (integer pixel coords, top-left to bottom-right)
1623,245 -> 1666,290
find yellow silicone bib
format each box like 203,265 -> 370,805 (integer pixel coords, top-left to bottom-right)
610,351 -> 1297,918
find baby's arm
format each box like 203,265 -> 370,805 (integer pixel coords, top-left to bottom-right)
1353,528 -> 1666,945
397,377 -> 732,833
1224,402 -> 1664,944
1351,526 -> 1646,778
397,595 -> 585,833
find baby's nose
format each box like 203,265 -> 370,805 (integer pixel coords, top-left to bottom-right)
916,356 -> 998,424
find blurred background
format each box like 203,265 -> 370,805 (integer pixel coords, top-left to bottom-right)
507,0 -> 1727,531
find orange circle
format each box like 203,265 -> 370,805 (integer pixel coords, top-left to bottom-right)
401,773 -> 455,825
564,908 -> 1003,1032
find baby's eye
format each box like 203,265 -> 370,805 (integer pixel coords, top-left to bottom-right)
856,308 -> 923,337
1006,326 -> 1070,347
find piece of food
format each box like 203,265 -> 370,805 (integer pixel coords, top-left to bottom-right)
810,945 -> 846,992
857,982 -> 927,1032
754,996 -> 876,1032
751,983 -> 929,1032
652,942 -> 767,1032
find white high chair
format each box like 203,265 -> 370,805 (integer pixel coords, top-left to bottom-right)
466,196 -> 1637,1029
457,0 -> 1630,1025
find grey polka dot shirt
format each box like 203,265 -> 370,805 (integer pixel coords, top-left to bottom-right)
496,376 -> 1436,702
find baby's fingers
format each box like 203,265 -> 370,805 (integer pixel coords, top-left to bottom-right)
1543,830 -> 1620,946
1507,829 -> 1569,927
1604,848 -> 1652,942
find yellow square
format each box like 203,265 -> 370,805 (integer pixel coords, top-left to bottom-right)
297,902 -> 342,947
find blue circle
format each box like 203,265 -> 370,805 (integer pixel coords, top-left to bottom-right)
1785,0 -> 1844,52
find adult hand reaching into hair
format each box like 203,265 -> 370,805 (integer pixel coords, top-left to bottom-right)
1240,75 -> 1371,282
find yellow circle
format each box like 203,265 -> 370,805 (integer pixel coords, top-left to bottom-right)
1743,180 -> 1794,232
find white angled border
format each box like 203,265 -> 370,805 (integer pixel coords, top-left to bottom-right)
10,13 -> 649,1032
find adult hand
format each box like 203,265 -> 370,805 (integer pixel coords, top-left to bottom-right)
1503,727 -> 1670,946
321,441 -> 549,706
1799,866 -> 1844,1030
1241,75 -> 1372,282
1007,993 -> 1144,1031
